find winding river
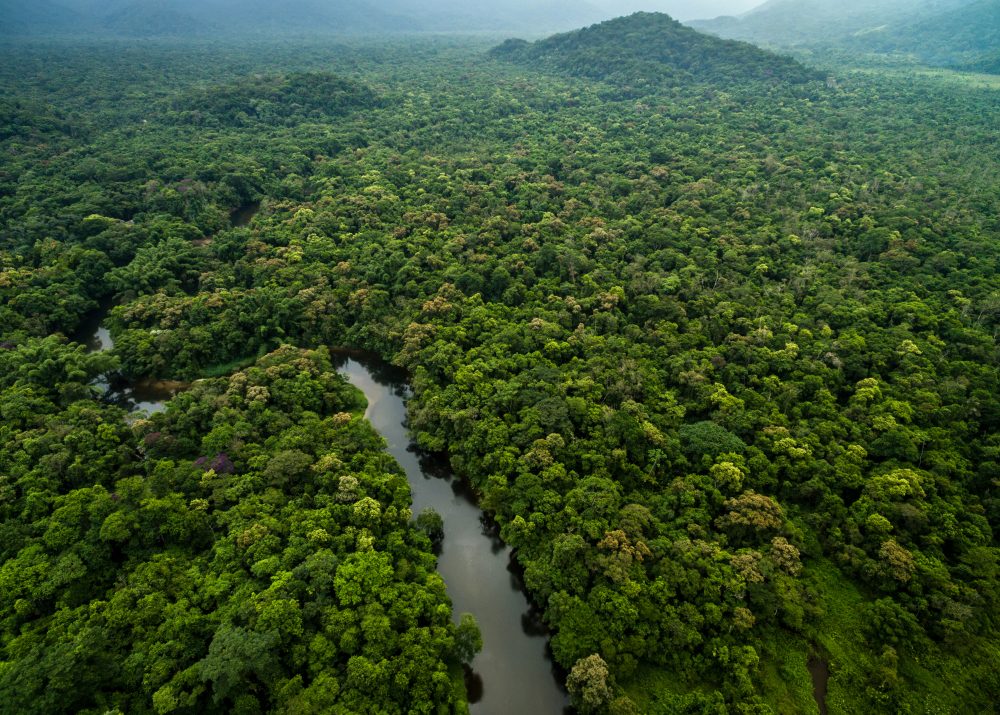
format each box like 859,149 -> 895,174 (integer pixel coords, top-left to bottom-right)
78,195 -> 569,710
334,353 -> 571,715
80,302 -> 570,713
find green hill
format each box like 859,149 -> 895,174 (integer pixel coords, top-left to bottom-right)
690,0 -> 966,47
864,0 -> 1000,68
491,12 -> 820,90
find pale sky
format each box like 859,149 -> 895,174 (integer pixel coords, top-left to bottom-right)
594,1 -> 765,21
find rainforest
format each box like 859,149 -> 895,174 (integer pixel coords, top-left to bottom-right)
1,5 -> 999,715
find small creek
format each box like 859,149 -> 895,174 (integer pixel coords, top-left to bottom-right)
78,201 -> 260,411
809,654 -> 830,715
335,353 -> 571,715
77,305 -> 185,413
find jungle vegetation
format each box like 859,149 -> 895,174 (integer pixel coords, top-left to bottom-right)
1,11 -> 999,715
693,0 -> 1000,74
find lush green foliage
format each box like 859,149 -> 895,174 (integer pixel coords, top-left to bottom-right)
2,21 -> 1000,715
493,13 -> 819,89
0,343 -> 471,714
694,0 -> 1000,74
171,73 -> 382,128
962,51 -> 1000,75
863,0 -> 1000,68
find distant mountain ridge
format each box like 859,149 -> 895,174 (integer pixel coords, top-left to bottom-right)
0,0 -> 607,37
491,12 -> 820,90
691,0 -> 997,73
862,0 -> 1000,67
691,0 -> 969,46
0,0 -> 82,36
103,0 -> 207,38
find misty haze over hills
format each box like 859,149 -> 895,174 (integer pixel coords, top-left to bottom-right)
0,0 -> 764,37
692,0 -> 998,71
0,0 -> 995,74
692,0 -> 968,43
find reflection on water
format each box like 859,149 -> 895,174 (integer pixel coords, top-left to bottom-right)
74,300 -> 114,353
86,326 -> 113,353
103,376 -> 188,414
334,351 -> 571,715
79,307 -> 186,414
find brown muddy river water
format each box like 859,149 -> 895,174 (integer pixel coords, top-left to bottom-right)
336,353 -> 571,715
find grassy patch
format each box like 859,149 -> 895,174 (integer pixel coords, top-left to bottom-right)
847,64 -> 1000,90
199,354 -> 259,378
622,664 -> 721,714
802,559 -> 870,715
910,67 -> 1000,90
344,382 -> 368,417
757,629 -> 817,715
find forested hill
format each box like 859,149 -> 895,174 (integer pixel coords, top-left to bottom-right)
861,0 -> 1000,68
491,12 -> 820,90
690,0 -> 965,48
692,0 -> 999,73
962,51 -> 1000,75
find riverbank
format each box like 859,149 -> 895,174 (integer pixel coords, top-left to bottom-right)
335,352 -> 571,715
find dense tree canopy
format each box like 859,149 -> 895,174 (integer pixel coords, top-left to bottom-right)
1,21 -> 999,715
492,13 -> 820,89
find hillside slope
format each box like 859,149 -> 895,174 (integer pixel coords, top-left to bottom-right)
690,0 -> 970,47
380,0 -> 606,32
863,0 -> 1000,67
692,0 -> 997,73
102,0 -> 207,37
492,12 -> 820,89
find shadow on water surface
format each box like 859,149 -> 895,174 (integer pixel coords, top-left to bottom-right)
230,201 -> 260,227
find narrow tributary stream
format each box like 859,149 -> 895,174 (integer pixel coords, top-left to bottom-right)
77,305 -> 185,413
335,353 -> 571,715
